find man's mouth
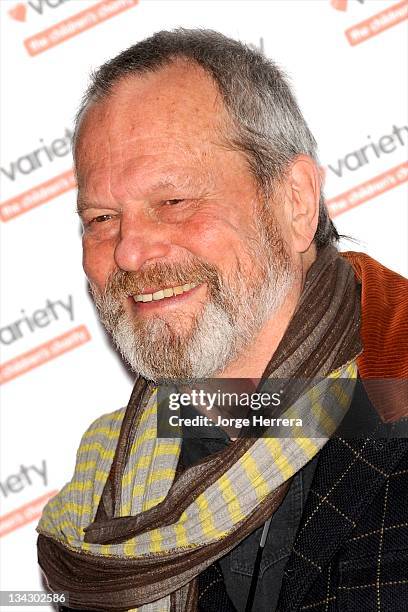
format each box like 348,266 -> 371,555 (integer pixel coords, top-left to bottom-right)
132,282 -> 199,303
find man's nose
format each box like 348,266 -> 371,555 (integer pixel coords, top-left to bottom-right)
114,211 -> 172,272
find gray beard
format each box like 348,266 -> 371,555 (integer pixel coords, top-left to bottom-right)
89,217 -> 296,382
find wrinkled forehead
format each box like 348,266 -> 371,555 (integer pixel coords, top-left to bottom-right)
74,60 -> 232,180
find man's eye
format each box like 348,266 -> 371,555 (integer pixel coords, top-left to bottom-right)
90,214 -> 113,224
163,199 -> 184,206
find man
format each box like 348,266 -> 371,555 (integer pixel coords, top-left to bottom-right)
37,29 -> 408,611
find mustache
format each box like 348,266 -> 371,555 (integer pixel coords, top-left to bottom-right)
102,258 -> 222,300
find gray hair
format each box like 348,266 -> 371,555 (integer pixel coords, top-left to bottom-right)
75,28 -> 338,248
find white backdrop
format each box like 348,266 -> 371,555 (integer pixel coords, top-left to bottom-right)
1,0 -> 407,608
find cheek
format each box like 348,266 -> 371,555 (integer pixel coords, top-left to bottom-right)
180,212 -> 239,263
179,210 -> 260,280
82,237 -> 114,290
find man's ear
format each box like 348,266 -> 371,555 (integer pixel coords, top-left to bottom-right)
284,155 -> 321,254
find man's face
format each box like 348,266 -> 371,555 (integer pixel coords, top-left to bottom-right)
75,61 -> 296,381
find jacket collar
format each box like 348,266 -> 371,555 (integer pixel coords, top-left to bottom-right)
341,251 -> 408,420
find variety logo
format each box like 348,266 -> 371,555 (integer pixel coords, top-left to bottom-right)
0,295 -> 74,346
0,128 -> 75,222
325,125 -> 408,217
327,124 -> 407,178
8,0 -> 72,22
0,128 -> 73,183
0,460 -> 54,537
0,460 -> 48,499
0,295 -> 92,385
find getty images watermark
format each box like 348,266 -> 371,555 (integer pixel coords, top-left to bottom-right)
166,388 -> 297,431
158,378 -> 339,439
157,378 -> 408,440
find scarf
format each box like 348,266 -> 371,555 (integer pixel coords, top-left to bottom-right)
37,245 -> 363,611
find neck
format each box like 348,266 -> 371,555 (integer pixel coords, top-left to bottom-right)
216,246 -> 317,380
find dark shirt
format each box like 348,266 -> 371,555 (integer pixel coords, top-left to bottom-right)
180,415 -> 319,612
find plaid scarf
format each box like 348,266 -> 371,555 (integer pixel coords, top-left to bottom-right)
37,246 -> 362,611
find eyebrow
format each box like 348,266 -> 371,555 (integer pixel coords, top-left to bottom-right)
76,199 -> 97,214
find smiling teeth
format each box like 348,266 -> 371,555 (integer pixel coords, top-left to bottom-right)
133,282 -> 198,303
